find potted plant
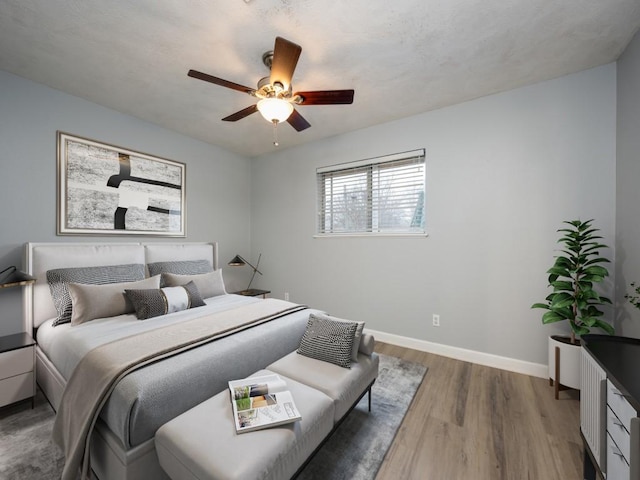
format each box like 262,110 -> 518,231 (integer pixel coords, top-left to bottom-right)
531,219 -> 613,398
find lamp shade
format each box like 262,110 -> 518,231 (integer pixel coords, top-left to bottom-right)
0,266 -> 36,289
257,98 -> 294,123
228,255 -> 246,267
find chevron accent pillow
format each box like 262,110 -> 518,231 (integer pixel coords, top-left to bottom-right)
309,313 -> 365,361
147,260 -> 213,278
297,314 -> 358,368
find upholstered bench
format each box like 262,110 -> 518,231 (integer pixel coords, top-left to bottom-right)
267,345 -> 379,422
155,369 -> 335,480
155,326 -> 379,480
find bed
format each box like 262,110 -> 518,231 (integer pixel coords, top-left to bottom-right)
23,242 -> 319,480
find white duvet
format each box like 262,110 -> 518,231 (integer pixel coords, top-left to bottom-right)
36,293 -> 260,380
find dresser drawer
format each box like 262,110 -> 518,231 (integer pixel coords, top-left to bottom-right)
608,379 -> 637,432
0,346 -> 34,379
608,406 -> 631,461
607,431 -> 631,479
0,371 -> 34,407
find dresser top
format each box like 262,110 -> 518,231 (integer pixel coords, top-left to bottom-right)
582,334 -> 640,412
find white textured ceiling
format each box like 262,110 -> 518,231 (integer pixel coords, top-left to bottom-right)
1,1 -> 639,157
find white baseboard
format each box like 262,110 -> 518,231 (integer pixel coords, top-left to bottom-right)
366,328 -> 548,379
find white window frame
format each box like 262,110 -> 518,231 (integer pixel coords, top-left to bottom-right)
315,149 -> 426,237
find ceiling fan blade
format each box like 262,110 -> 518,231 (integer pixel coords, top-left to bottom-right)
270,37 -> 302,91
222,104 -> 258,122
286,108 -> 311,132
188,70 -> 255,95
295,90 -> 355,105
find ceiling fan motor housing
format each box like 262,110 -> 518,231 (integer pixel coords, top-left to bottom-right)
256,76 -> 292,100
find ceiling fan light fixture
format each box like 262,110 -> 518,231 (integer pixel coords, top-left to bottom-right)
257,97 -> 293,123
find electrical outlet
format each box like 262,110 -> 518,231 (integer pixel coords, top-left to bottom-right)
432,314 -> 440,327
284,292 -> 290,301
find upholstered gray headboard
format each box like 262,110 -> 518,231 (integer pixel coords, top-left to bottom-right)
23,242 -> 218,332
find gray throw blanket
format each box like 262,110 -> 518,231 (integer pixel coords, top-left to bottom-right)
52,299 -> 307,480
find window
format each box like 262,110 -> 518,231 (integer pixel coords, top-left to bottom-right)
316,149 -> 426,235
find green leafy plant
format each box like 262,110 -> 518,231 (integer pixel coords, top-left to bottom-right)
532,219 -> 614,344
625,282 -> 640,310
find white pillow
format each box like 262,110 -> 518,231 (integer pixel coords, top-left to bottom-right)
68,275 -> 161,325
161,270 -> 226,299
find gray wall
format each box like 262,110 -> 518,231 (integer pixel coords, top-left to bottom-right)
0,57 -> 626,368
250,64 -> 617,365
616,30 -> 640,336
0,70 -> 253,336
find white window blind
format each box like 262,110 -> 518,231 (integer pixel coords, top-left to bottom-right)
316,149 -> 426,235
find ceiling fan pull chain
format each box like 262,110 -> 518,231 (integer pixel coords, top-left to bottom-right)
272,120 -> 280,146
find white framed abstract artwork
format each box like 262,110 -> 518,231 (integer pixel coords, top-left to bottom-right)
57,132 -> 186,236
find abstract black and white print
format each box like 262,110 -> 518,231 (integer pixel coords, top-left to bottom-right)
58,132 -> 185,236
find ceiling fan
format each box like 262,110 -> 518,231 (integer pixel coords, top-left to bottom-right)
188,37 -> 354,144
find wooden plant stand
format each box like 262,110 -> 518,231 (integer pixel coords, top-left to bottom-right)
549,346 -> 574,400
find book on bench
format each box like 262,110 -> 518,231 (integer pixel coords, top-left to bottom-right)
228,373 -> 302,434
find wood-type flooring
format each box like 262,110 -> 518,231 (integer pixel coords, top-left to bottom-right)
374,342 -> 588,480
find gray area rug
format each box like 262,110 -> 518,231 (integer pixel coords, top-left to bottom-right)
0,392 -> 64,479
297,354 -> 427,480
0,354 -> 426,480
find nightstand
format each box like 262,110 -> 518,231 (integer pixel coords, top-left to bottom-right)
232,289 -> 271,299
0,332 -> 36,408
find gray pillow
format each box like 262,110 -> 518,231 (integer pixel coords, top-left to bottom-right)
161,270 -> 226,299
68,275 -> 161,326
147,259 -> 213,278
309,313 -> 364,361
125,281 -> 206,320
47,264 -> 146,326
297,315 -> 357,368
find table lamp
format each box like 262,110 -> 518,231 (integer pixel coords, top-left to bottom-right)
228,254 -> 262,293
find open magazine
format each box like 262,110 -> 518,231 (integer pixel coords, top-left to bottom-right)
228,374 -> 302,434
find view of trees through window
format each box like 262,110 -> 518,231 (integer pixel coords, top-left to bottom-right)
317,151 -> 425,235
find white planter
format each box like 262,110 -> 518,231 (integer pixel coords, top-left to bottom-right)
548,335 -> 581,391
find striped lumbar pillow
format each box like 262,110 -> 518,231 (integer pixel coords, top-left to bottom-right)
125,282 -> 206,320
